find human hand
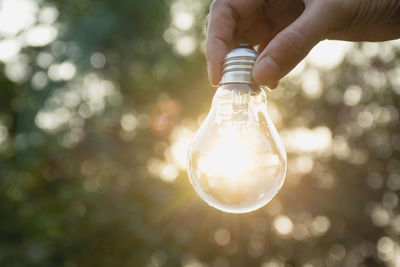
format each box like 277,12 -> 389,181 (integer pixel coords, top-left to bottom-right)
206,0 -> 400,88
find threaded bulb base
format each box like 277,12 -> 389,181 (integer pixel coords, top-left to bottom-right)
220,44 -> 259,85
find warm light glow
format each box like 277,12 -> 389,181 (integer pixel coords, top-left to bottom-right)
194,123 -> 281,195
273,215 -> 293,236
301,69 -> 322,99
23,24 -> 57,47
0,39 -> 21,62
173,11 -> 194,30
282,126 -> 332,154
307,40 -> 353,70
0,0 -> 37,36
343,85 -> 362,106
198,136 -> 255,179
187,84 -> 286,213
174,36 -> 196,56
169,125 -> 195,169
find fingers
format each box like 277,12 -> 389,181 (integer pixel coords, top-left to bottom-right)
206,0 -> 264,86
206,1 -> 238,86
252,2 -> 338,88
328,23 -> 400,42
235,16 -> 274,46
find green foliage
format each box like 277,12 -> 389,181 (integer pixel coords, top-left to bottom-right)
0,0 -> 399,266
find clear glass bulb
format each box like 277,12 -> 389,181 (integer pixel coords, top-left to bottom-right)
187,83 -> 287,213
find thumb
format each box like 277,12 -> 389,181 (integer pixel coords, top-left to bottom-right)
253,3 -> 336,88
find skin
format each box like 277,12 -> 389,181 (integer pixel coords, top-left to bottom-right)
205,0 -> 400,89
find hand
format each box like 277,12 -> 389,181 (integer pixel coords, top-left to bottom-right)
206,0 -> 400,88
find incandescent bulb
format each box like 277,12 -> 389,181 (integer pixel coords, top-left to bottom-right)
187,45 -> 287,213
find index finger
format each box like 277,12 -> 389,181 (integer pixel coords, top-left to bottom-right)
205,0 -> 264,86
206,1 -> 237,86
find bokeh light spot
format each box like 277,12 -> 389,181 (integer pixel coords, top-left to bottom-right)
273,215 -> 293,236
173,11 -> 194,30
214,228 -> 231,246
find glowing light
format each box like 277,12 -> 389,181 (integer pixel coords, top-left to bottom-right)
38,6 -> 58,24
307,40 -> 353,70
301,69 -> 322,99
31,71 -> 48,90
35,107 -> 72,132
48,61 -> 76,81
36,52 -> 54,68
23,25 -> 57,47
163,28 -> 179,44
121,113 -> 138,132
198,136 -> 256,179
174,36 -> 196,56
357,110 -> 374,128
371,205 -> 389,227
378,237 -> 394,254
376,236 -> 400,263
282,126 -> 332,154
267,102 -> 283,127
173,12 -> 194,30
0,39 -> 21,62
332,136 -> 351,160
82,74 -> 116,113
214,228 -> 231,246
61,126 -> 84,148
344,85 -> 362,106
160,163 -> 179,182
363,69 -> 386,88
311,215 -> 330,236
362,42 -> 380,58
273,215 -> 293,236
294,156 -> 313,174
169,126 -> 195,169
147,157 -> 179,183
5,55 -> 30,82
0,0 -> 38,36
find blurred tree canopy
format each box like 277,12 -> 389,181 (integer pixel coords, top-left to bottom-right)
0,0 -> 400,266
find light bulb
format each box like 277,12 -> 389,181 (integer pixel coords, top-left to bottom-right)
187,45 -> 287,213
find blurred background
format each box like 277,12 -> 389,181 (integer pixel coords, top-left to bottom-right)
1,0 -> 400,266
